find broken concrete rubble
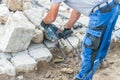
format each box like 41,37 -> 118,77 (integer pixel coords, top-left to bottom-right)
0,11 -> 35,52
67,36 -> 80,49
32,29 -> 44,43
23,1 -> 33,10
28,43 -> 46,51
5,0 -> 24,11
43,40 -> 56,49
74,32 -> 84,42
11,50 -> 37,73
0,59 -> 16,77
115,30 -> 120,39
59,39 -> 73,53
29,48 -> 53,62
0,4 -> 10,24
24,8 -> 45,27
0,52 -> 12,60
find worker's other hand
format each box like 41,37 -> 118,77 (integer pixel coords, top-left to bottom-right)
59,28 -> 73,39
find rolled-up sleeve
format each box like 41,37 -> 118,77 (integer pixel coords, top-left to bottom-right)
50,0 -> 66,3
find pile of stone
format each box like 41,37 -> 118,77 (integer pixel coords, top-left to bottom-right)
0,0 -> 83,79
0,0 -> 120,79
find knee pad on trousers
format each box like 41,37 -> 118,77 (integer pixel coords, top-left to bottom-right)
84,26 -> 106,50
83,26 -> 107,64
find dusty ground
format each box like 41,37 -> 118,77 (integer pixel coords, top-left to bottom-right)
15,42 -> 120,80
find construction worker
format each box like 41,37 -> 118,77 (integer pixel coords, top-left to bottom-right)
40,0 -> 120,80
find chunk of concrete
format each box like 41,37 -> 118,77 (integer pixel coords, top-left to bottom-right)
74,32 -> 84,42
59,39 -> 73,53
43,40 -> 56,49
4,52 -> 12,60
0,52 -> 7,59
0,59 -> 16,77
0,11 -> 35,52
23,2 -> 33,10
24,8 -> 45,27
29,48 -> 53,62
28,43 -> 46,51
0,52 -> 12,60
0,4 -> 10,24
32,29 -> 44,43
5,0 -> 24,11
66,37 -> 80,51
115,30 -> 120,39
11,50 -> 37,73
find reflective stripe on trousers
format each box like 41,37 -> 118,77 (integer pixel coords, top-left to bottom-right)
75,5 -> 119,80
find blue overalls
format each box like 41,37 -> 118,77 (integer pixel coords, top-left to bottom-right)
75,0 -> 120,80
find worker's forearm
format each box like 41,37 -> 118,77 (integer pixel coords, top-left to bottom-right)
43,3 -> 60,24
65,10 -> 81,28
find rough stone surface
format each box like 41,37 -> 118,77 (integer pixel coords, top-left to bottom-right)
28,43 -> 46,51
0,24 -> 4,28
114,23 -> 120,36
78,14 -> 89,26
0,59 -> 16,77
0,52 -> 7,59
115,30 -> 120,39
0,4 -> 10,24
0,52 -> 12,60
66,36 -> 80,49
43,40 -> 56,49
32,29 -> 44,43
112,33 -> 120,42
115,16 -> 120,27
0,11 -> 35,52
24,8 -> 45,27
74,32 -> 84,42
11,50 -> 37,72
59,39 -> 73,53
29,48 -> 53,62
23,2 -> 33,10
61,68 -> 74,74
4,52 -> 12,60
5,0 -> 24,11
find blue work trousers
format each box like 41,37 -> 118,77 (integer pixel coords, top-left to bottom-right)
75,3 -> 119,80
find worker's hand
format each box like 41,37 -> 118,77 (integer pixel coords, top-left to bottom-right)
59,28 -> 73,39
40,20 -> 59,31
40,20 -> 62,41
40,20 -> 50,30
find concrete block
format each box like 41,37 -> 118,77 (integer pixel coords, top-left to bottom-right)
5,0 -> 24,11
66,36 -> 80,49
32,29 -> 44,43
59,39 -> 73,53
29,48 -> 53,62
0,4 -> 10,24
0,59 -> 16,77
23,2 -> 33,10
0,52 -> 12,60
24,8 -> 45,27
11,50 -> 37,72
43,40 -> 56,49
28,43 -> 46,51
0,11 -> 35,52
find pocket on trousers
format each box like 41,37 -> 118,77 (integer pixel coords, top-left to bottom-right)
84,33 -> 101,50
